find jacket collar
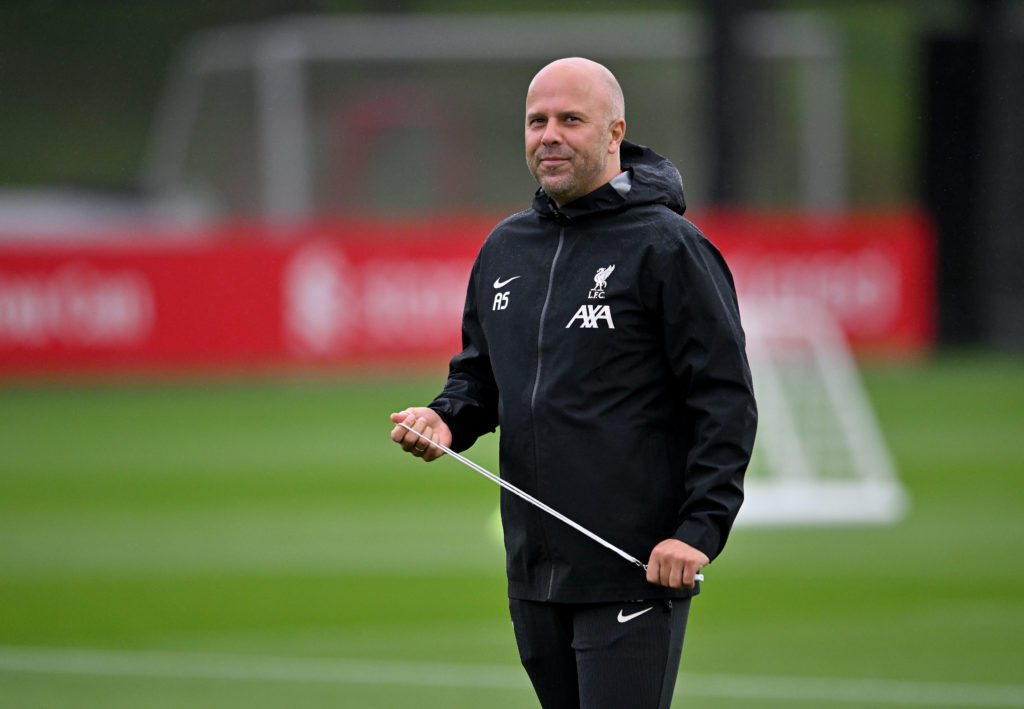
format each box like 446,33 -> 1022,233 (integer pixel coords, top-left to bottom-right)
531,176 -> 629,220
530,140 -> 686,221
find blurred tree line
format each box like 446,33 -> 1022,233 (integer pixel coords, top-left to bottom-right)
0,0 -> 1005,207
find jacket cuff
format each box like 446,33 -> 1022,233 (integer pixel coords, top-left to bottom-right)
427,404 -> 469,453
673,519 -> 722,562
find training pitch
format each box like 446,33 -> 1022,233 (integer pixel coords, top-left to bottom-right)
1,352 -> 1022,708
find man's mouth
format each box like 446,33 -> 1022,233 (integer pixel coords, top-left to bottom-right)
539,155 -> 570,167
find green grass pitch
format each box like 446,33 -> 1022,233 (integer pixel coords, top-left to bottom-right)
1,352 -> 1023,708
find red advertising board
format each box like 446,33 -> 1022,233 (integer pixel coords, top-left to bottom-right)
0,211 -> 933,375
705,210 -> 934,355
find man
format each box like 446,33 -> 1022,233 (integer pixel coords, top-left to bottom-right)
390,57 -> 756,709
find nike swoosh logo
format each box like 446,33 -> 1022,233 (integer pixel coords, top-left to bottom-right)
617,607 -> 653,624
493,276 -> 521,289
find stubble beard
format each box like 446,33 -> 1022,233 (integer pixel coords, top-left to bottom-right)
530,148 -> 607,206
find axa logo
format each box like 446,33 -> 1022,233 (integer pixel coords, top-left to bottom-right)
589,264 -> 615,299
566,304 -> 615,329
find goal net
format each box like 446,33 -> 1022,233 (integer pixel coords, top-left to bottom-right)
737,297 -> 908,525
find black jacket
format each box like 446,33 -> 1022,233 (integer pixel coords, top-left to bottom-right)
430,142 -> 757,603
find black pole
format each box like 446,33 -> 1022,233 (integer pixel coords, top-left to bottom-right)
708,0 -> 747,206
975,0 -> 1024,346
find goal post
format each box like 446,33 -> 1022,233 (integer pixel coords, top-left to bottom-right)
738,296 -> 909,526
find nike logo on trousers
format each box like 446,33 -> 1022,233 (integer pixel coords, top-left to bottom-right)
617,607 -> 653,623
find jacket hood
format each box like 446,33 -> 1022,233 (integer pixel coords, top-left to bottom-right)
531,140 -> 687,219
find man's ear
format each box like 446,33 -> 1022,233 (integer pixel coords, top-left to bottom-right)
607,118 -> 626,153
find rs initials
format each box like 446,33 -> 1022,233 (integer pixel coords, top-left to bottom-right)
565,304 -> 615,329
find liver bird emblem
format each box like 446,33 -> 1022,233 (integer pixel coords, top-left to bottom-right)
594,265 -> 615,290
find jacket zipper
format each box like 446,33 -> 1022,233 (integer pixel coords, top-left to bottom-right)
531,224 -> 564,600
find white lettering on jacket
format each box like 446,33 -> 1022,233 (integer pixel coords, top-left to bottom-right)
565,304 -> 615,329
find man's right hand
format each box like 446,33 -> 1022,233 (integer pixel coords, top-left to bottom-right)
389,408 -> 452,462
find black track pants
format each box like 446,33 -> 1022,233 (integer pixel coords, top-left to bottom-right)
509,597 -> 691,709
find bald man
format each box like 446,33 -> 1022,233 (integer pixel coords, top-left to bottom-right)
391,58 -> 756,708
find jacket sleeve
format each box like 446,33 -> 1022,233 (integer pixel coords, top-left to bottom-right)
428,255 -> 500,453
658,222 -> 757,561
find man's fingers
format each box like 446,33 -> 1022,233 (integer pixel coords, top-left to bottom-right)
389,411 -> 414,444
670,563 -> 685,590
421,432 -> 446,462
657,560 -> 693,589
391,412 -> 428,452
646,539 -> 708,589
387,409 -> 444,465
407,418 -> 431,453
645,557 -> 660,586
411,424 -> 434,457
646,556 -> 678,588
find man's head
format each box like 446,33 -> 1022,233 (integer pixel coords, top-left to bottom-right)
525,57 -> 626,207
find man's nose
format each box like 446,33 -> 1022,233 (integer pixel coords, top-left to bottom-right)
541,122 -> 561,145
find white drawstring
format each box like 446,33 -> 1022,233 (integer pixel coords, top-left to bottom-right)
398,422 -> 703,582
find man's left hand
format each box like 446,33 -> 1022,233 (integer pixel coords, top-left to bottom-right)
646,539 -> 709,589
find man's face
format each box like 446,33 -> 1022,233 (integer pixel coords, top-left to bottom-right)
525,67 -> 620,207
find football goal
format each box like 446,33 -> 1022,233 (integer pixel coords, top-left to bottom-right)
738,296 -> 908,525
